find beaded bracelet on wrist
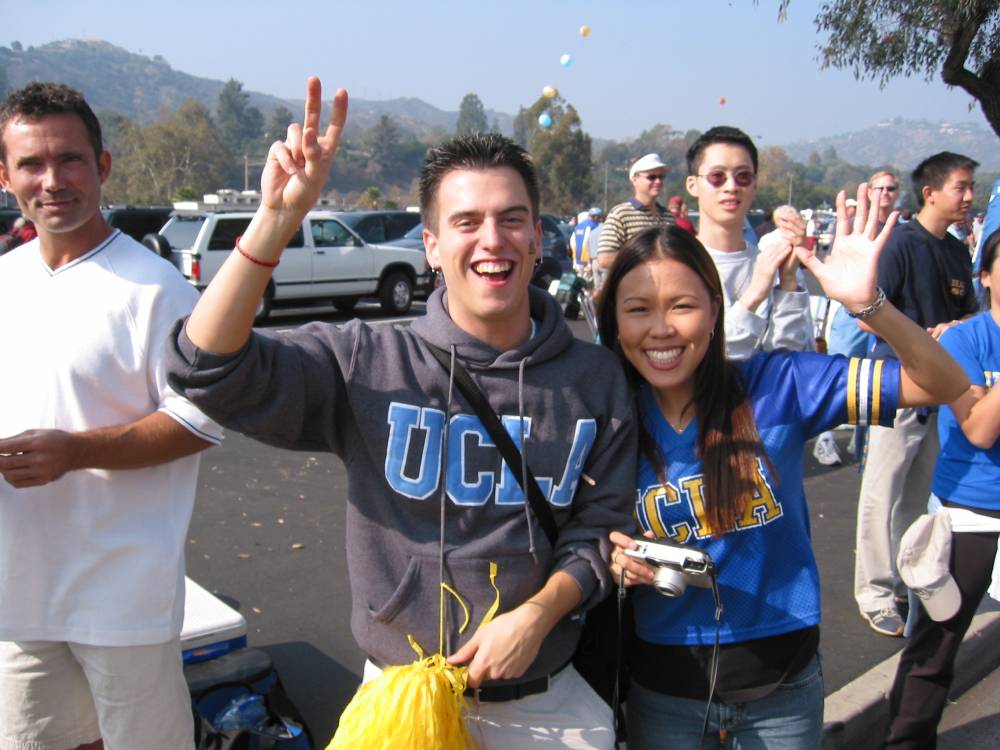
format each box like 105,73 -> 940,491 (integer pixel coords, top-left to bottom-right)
235,236 -> 280,268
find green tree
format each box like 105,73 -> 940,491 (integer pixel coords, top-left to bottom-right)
456,93 -> 488,135
780,0 -> 1000,138
216,79 -> 264,157
512,106 -> 529,148
366,115 -> 401,166
114,100 -> 231,203
264,106 -> 295,143
520,95 -> 593,215
97,111 -> 139,203
362,186 -> 381,209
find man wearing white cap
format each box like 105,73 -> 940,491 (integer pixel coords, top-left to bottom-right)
595,153 -> 673,274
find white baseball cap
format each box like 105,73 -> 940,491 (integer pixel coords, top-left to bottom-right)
630,153 -> 667,179
897,513 -> 960,622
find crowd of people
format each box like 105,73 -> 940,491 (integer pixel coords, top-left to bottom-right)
0,74 -> 996,750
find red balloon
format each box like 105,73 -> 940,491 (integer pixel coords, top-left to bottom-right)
719,97 -> 727,105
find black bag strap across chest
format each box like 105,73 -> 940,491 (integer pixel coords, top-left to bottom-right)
424,343 -> 558,548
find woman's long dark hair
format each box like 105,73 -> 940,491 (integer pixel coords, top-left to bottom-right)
598,225 -> 767,536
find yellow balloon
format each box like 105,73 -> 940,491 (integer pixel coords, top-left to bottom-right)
542,85 -> 558,99
580,24 -> 592,37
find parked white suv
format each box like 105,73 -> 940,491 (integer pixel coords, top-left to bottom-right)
148,209 -> 434,322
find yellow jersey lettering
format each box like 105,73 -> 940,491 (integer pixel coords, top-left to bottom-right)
679,476 -> 714,540
735,459 -> 783,529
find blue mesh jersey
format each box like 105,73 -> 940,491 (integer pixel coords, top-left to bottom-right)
933,313 -> 1000,510
633,351 -> 901,646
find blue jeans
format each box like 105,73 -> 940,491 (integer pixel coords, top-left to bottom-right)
626,653 -> 824,749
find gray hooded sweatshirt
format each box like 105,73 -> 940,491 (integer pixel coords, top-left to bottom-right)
166,286 -> 637,684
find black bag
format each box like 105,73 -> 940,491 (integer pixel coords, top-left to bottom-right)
425,344 -> 630,739
187,648 -> 314,750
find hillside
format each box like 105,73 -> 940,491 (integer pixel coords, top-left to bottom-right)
784,118 -> 999,172
0,39 -> 513,137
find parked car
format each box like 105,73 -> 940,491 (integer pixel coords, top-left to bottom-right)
385,221 -> 426,252
385,222 -> 442,294
0,208 -> 21,234
146,209 -> 434,322
102,206 -> 173,243
534,213 -> 572,288
335,210 -> 421,244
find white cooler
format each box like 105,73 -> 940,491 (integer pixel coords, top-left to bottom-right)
180,577 -> 247,663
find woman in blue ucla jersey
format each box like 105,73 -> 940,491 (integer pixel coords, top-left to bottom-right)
885,228 -> 1000,748
597,186 -> 969,749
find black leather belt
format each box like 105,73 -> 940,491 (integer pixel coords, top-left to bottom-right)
367,656 -> 570,703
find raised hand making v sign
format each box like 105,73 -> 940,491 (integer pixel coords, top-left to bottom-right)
186,77 -> 348,354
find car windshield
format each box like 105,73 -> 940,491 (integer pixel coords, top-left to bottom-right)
402,222 -> 424,240
160,216 -> 206,250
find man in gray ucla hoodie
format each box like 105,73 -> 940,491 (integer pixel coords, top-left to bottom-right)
166,79 -> 636,748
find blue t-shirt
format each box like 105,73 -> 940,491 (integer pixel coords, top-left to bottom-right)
932,312 -> 1000,510
633,351 -> 900,646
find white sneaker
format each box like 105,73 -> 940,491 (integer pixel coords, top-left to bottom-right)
813,431 -> 842,466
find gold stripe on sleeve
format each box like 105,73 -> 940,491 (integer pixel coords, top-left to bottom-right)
847,357 -> 860,423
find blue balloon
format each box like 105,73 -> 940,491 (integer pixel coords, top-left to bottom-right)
560,53 -> 573,67
538,113 -> 553,129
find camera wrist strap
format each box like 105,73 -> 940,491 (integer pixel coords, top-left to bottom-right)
424,343 -> 558,547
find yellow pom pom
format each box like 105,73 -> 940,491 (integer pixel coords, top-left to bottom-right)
326,652 -> 475,750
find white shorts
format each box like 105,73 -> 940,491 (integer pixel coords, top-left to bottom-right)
362,660 -> 615,749
0,639 -> 194,750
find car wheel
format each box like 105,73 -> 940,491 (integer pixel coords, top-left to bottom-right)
141,233 -> 172,259
254,282 -> 274,324
333,296 -> 359,313
379,271 -> 413,314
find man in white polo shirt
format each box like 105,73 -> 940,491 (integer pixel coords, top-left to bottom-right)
0,82 -> 222,750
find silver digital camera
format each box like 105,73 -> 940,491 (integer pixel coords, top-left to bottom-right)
623,538 -> 715,597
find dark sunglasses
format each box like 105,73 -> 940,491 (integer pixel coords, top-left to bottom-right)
698,170 -> 756,188
643,173 -> 666,182
873,185 -> 899,193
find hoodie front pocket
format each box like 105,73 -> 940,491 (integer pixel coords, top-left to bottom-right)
369,555 -> 421,624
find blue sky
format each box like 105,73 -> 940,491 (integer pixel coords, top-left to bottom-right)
6,0 -> 988,145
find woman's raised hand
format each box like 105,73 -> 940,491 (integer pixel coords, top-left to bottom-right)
794,183 -> 899,313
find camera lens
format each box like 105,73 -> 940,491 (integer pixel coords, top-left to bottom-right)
653,565 -> 687,597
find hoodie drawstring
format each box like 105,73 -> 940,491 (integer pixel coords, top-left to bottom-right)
517,358 -> 538,560
438,346 -> 457,655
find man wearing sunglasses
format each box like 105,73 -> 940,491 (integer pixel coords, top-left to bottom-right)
595,153 -> 674,274
685,126 -> 813,360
